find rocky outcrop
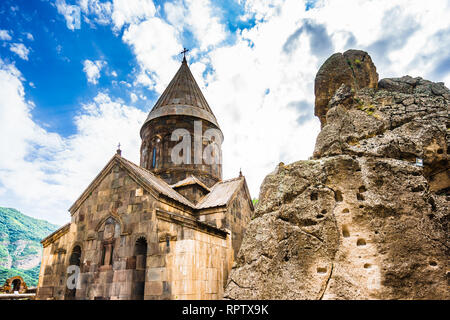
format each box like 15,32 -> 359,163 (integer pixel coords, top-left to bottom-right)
315,50 -> 379,128
224,51 -> 449,300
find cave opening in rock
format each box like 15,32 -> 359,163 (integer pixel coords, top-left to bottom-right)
342,225 -> 350,238
317,267 -> 327,274
357,238 -> 367,246
335,190 -> 343,202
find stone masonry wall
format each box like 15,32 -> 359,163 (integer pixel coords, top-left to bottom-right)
37,161 -> 233,300
140,116 -> 223,188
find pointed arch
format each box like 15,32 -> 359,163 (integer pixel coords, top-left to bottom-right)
94,212 -> 124,234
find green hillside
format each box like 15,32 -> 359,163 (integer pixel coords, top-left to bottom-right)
0,207 -> 60,287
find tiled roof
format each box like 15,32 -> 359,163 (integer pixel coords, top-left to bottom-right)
195,177 -> 244,209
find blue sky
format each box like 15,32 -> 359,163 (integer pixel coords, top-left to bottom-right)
0,0 -> 449,224
0,0 -> 275,137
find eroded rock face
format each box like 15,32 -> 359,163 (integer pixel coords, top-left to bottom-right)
314,50 -> 379,128
313,76 -> 449,193
224,52 -> 449,300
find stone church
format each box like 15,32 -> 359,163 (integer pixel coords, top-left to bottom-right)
36,56 -> 254,300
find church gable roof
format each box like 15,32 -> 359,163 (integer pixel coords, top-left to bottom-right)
171,175 -> 211,192
141,59 -> 220,133
196,176 -> 248,210
119,157 -> 195,208
68,154 -> 252,215
69,154 -> 195,214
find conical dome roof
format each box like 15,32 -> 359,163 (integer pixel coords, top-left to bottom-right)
141,59 -> 220,134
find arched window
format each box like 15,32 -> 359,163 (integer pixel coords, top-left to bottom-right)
134,237 -> 147,269
133,237 -> 147,300
152,147 -> 157,168
69,246 -> 81,266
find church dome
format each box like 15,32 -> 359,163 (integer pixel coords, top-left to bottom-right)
139,57 -> 223,188
140,58 -> 220,136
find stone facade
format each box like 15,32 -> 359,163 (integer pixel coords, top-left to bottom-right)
36,58 -> 254,300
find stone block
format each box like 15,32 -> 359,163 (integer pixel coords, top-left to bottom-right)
148,255 -> 165,268
206,280 -> 218,294
147,267 -> 167,281
112,270 -> 127,282
145,281 -> 163,296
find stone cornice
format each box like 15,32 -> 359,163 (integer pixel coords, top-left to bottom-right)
41,223 -> 70,248
156,208 -> 228,239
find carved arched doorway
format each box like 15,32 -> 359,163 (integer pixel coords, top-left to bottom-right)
132,237 -> 147,300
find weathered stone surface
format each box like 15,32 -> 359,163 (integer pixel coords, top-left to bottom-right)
313,75 -> 449,193
314,50 -> 379,128
225,53 -> 449,300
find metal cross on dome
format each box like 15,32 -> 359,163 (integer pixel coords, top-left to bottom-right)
180,48 -> 189,61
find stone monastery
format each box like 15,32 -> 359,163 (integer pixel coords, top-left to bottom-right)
36,55 -> 254,300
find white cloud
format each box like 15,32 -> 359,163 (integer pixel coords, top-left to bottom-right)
130,92 -> 138,103
122,18 -> 182,92
9,43 -> 30,60
293,0 -> 450,84
82,59 -> 106,84
241,0 -> 284,21
0,59 -> 145,224
25,32 -> 34,41
198,3 -> 319,197
111,0 -> 156,30
78,0 -> 112,25
164,0 -> 226,50
0,30 -> 12,41
56,0 -> 81,30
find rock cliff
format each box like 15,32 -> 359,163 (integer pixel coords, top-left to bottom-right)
224,50 -> 449,300
315,50 -> 379,128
